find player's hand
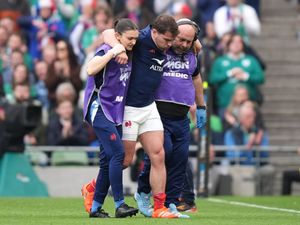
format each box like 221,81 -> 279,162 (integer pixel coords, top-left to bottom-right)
115,52 -> 128,64
196,108 -> 207,128
108,43 -> 126,58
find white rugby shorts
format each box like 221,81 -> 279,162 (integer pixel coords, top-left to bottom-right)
122,102 -> 163,141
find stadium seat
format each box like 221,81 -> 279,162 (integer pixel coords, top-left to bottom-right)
26,151 -> 49,166
51,151 -> 89,166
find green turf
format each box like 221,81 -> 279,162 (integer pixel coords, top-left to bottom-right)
0,196 -> 300,225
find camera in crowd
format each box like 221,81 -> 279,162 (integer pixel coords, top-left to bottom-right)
0,97 -> 42,156
0,97 -> 42,129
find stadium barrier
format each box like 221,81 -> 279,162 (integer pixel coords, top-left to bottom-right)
24,145 -> 300,197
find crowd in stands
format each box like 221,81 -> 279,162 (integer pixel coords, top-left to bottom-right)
0,0 -> 268,167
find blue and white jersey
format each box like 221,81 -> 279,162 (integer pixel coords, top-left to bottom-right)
125,25 -> 166,107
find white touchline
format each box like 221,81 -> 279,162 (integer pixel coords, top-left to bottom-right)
208,198 -> 300,215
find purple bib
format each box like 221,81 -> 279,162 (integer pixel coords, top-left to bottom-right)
83,44 -> 132,124
155,49 -> 197,106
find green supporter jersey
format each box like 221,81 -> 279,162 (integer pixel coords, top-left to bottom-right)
81,27 -> 98,50
209,54 -> 264,108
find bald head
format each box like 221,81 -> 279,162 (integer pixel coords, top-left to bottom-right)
172,23 -> 197,54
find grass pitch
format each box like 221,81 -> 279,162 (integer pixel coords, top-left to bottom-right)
0,196 -> 300,225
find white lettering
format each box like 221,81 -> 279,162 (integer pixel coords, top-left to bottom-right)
163,72 -> 189,79
115,96 -> 124,102
164,61 -> 189,69
119,67 -> 131,86
150,65 -> 163,72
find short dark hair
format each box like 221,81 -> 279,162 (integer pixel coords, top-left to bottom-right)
152,15 -> 178,37
227,33 -> 245,52
114,18 -> 139,34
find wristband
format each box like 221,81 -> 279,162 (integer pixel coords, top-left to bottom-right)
197,105 -> 206,110
108,49 -> 116,58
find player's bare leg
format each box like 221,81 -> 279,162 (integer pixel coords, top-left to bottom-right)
139,131 -> 177,218
139,131 -> 166,194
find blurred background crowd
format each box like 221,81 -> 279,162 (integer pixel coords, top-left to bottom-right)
0,0 -> 275,169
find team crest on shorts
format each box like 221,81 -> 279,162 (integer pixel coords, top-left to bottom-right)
125,121 -> 132,128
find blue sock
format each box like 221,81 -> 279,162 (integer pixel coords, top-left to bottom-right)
115,199 -> 125,209
91,200 -> 102,213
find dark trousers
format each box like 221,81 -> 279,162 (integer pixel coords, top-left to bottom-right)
89,106 -> 125,204
137,115 -> 190,206
282,170 -> 300,195
180,161 -> 195,202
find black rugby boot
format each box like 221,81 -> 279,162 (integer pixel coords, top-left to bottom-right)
115,203 -> 138,218
89,208 -> 110,218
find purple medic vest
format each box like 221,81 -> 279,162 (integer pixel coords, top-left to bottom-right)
155,49 -> 197,107
83,44 -> 132,125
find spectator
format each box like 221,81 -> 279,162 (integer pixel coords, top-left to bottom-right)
200,21 -> 219,81
242,100 -> 266,145
18,0 -> 66,60
79,6 -> 113,83
1,83 -> 41,153
54,0 -> 78,31
6,32 -> 33,71
47,99 -> 88,146
224,103 -> 274,195
2,49 -> 25,85
0,26 -> 9,57
215,32 -> 232,56
82,6 -> 113,55
54,81 -> 83,123
55,81 -> 77,106
168,2 -> 193,21
42,44 -> 60,108
209,34 -> 265,117
42,44 -> 57,66
224,84 -> 249,129
196,0 -> 224,30
213,0 -> 260,43
54,40 -> 82,93
69,0 -> 96,62
4,63 -> 36,103
116,0 -> 155,29
48,39 -> 82,106
34,60 -> 50,109
225,102 -> 267,161
0,26 -> 9,75
0,17 -> 16,36
217,32 -> 266,72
